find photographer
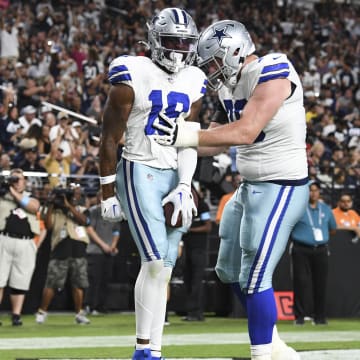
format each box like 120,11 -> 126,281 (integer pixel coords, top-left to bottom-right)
35,184 -> 91,325
0,168 -> 40,326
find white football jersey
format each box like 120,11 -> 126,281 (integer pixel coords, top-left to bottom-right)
218,53 -> 308,182
108,56 -> 207,169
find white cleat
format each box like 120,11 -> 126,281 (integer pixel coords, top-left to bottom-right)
75,310 -> 90,325
271,340 -> 301,360
35,310 -> 48,324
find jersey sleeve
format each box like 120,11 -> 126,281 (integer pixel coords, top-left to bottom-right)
189,66 -> 208,103
256,53 -> 290,85
108,56 -> 133,88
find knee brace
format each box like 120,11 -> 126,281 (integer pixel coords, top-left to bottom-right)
10,288 -> 27,295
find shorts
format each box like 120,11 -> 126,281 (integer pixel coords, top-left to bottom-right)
45,257 -> 89,289
0,234 -> 37,290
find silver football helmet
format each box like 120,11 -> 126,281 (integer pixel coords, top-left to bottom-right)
147,8 -> 199,73
197,20 -> 255,90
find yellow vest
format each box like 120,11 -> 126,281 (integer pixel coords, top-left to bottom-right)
50,207 -> 89,251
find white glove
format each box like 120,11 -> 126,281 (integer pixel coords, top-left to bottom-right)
151,111 -> 180,145
152,112 -> 199,147
162,184 -> 197,228
101,196 -> 123,222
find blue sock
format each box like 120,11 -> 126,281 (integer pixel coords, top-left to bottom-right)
132,348 -> 152,360
246,288 -> 277,345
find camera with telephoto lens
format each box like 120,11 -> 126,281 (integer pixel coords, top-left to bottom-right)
0,175 -> 20,196
50,187 -> 75,208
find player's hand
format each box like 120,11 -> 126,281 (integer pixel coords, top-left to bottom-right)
162,184 -> 197,228
151,111 -> 180,145
101,196 -> 123,222
151,113 -> 199,147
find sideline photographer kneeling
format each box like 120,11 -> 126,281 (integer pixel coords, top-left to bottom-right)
0,168 -> 40,326
35,184 -> 91,325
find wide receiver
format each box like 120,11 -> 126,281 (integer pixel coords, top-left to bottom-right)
98,8 -> 206,360
152,20 -> 308,360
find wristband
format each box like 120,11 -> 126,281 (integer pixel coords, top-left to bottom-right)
99,174 -> 116,185
20,196 -> 30,207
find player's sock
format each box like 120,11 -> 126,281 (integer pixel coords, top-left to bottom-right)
150,266 -> 172,355
247,288 -> 277,357
135,260 -> 165,340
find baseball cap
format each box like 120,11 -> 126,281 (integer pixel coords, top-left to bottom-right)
72,121 -> 81,128
57,111 -> 69,120
23,105 -> 37,114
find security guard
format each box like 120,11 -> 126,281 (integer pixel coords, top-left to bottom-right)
0,168 -> 40,326
290,181 -> 337,325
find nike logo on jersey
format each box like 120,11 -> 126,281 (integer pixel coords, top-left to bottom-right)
272,55 -> 282,60
252,190 -> 262,194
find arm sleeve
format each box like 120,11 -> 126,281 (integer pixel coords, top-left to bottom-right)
177,122 -> 201,186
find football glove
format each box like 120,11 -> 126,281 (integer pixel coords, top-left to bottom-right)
101,196 -> 123,222
152,112 -> 199,147
162,183 -> 197,228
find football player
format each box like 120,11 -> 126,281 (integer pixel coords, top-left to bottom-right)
152,20 -> 308,360
99,8 -> 207,360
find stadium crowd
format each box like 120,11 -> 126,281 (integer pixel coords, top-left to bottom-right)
0,0 -> 359,211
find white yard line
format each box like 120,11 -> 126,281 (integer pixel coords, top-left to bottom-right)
0,331 -> 359,349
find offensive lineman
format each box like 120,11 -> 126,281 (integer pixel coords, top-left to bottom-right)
99,8 -> 206,360
153,20 -> 308,360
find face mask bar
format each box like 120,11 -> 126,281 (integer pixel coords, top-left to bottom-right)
198,55 -> 227,90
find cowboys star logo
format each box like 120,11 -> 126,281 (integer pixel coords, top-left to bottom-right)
210,25 -> 232,44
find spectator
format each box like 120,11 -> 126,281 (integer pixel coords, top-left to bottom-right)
0,18 -> 19,67
77,154 -> 100,198
37,123 -> 51,155
290,181 -> 337,326
84,191 -> 120,315
332,192 -> 360,240
2,103 -> 21,154
0,152 -> 12,171
35,184 -> 91,325
18,105 -> 41,133
44,129 -> 72,188
182,184 -> 212,322
0,168 -> 40,326
49,112 -> 77,157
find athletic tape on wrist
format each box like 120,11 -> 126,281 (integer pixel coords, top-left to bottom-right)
99,174 -> 116,185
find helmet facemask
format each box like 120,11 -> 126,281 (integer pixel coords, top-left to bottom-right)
147,8 -> 199,73
197,20 -> 255,90
198,47 -> 245,90
150,31 -> 198,73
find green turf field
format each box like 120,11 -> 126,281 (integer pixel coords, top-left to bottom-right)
0,312 -> 359,360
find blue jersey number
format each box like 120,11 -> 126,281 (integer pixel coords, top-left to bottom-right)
223,98 -> 265,143
145,90 -> 190,135
223,99 -> 247,122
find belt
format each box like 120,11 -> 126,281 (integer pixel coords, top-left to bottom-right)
0,232 -> 32,240
293,241 -> 328,249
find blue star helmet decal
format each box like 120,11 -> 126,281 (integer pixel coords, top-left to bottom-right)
210,25 -> 232,44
